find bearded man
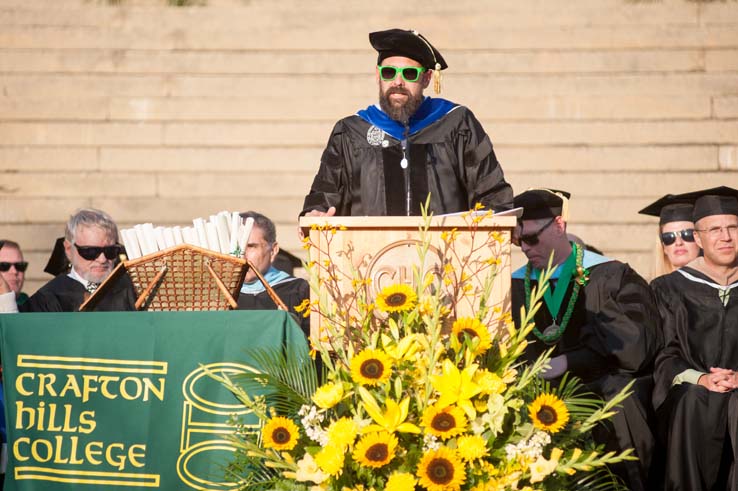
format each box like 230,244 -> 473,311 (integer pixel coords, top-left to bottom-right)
302,28 -> 513,217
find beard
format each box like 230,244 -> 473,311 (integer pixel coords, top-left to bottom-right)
378,86 -> 424,124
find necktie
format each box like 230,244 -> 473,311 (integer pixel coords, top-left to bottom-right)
86,282 -> 100,294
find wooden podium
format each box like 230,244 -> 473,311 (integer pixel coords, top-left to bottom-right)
299,214 -> 517,341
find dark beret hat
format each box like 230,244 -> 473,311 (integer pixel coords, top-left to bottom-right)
369,28 -> 448,71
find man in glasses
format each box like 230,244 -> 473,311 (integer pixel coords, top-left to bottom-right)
651,186 -> 738,491
510,188 -> 661,491
302,28 -> 512,217
0,208 -> 135,312
0,240 -> 28,308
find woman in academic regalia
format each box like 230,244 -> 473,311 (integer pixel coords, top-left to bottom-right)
639,196 -> 701,281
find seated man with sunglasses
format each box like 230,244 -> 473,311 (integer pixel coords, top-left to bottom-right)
0,208 -> 135,313
510,188 -> 662,491
0,240 -> 29,309
302,28 -> 512,218
650,187 -> 738,491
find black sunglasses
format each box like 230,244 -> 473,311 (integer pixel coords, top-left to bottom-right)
74,243 -> 122,261
377,65 -> 427,83
513,218 -> 556,247
0,261 -> 28,273
660,229 -> 695,246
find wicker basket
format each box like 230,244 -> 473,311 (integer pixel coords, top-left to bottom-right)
125,244 -> 247,311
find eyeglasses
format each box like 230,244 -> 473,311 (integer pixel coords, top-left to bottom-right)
377,65 -> 427,83
0,261 -> 28,273
660,229 -> 695,246
74,243 -> 122,261
694,224 -> 738,238
513,218 -> 556,247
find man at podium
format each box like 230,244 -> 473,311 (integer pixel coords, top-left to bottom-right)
302,28 -> 513,217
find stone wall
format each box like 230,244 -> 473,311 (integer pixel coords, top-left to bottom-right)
1,0 -> 737,293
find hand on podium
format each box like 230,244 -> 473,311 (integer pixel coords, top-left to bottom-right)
299,207 -> 337,240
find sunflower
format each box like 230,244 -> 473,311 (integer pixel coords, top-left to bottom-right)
386,472 -> 417,491
376,284 -> 417,313
528,393 -> 570,434
262,416 -> 300,451
417,446 -> 466,491
421,404 -> 467,440
456,435 -> 488,461
350,349 -> 392,386
352,431 -> 398,468
450,317 -> 492,356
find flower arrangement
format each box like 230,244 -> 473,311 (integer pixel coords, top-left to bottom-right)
217,210 -> 634,491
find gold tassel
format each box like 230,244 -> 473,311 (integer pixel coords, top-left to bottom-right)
433,62 -> 442,94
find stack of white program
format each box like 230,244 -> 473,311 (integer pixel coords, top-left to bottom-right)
119,211 -> 254,260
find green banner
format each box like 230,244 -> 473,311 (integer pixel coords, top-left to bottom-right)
0,311 -> 307,491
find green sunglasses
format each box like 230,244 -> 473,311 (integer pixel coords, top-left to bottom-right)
377,65 -> 427,83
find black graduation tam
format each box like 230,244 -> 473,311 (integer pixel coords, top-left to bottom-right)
685,186 -> 738,222
369,29 -> 448,71
514,188 -> 571,221
638,195 -> 694,225
44,237 -> 71,276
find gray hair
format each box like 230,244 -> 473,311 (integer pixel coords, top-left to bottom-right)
238,211 -> 276,244
65,208 -> 119,244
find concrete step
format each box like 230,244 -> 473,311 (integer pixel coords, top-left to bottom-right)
0,144 -> 720,174
2,168 -> 731,200
3,73 -> 737,99
0,94 -> 716,122
1,48 -> 719,75
1,118 -> 737,147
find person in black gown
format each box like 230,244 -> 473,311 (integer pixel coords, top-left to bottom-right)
0,208 -> 135,312
302,28 -> 513,218
511,188 -> 662,491
651,186 -> 738,491
236,211 -> 309,337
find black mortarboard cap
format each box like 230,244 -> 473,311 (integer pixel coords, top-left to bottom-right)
638,195 -> 694,225
514,188 -> 572,221
681,186 -> 738,222
369,29 -> 448,71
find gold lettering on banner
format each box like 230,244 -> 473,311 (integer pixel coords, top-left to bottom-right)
176,363 -> 256,491
12,354 -> 167,487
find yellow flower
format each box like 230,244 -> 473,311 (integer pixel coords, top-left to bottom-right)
350,349 -> 392,386
352,431 -> 398,468
315,444 -> 345,476
529,452 -> 558,483
421,404 -> 467,440
474,370 -> 506,395
416,447 -> 466,491
326,417 -> 360,449
262,416 -> 300,451
451,317 -> 493,356
359,387 -> 421,434
528,393 -> 570,434
456,434 -> 488,461
313,382 -> 344,409
431,359 -> 481,418
376,284 -> 417,313
382,333 -> 422,362
285,452 -> 329,484
386,472 -> 417,491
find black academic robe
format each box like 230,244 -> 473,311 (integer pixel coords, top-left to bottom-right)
21,273 -> 136,312
302,105 -> 513,216
651,268 -> 738,491
236,277 -> 310,338
512,260 -> 662,491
